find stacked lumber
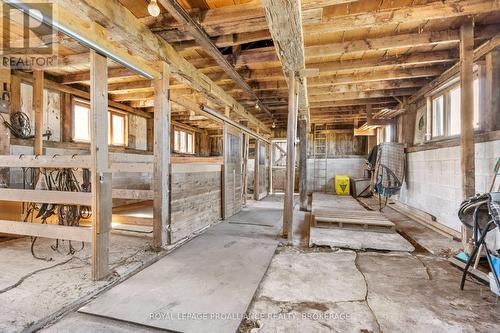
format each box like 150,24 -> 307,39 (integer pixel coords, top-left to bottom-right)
310,193 -> 395,233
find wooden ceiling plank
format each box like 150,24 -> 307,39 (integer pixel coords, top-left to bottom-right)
157,0 -> 274,119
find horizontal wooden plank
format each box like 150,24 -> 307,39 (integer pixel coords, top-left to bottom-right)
171,156 -> 224,164
0,189 -> 92,205
0,155 -> 91,169
0,220 -> 92,242
171,163 -> 222,173
109,162 -> 153,173
112,189 -> 153,200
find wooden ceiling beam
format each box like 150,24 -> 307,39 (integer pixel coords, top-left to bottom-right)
308,78 -> 431,95
309,0 -> 500,34
308,88 -> 419,103
174,30 -> 272,52
39,0 -> 271,133
262,0 -> 309,118
306,24 -> 500,58
157,0 -> 274,120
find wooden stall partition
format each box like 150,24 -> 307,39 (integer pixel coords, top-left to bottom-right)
255,139 -> 269,200
223,123 -> 243,219
170,162 -> 222,243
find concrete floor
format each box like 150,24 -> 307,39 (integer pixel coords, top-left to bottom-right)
242,247 -> 500,333
0,233 -> 163,333
2,195 -> 500,332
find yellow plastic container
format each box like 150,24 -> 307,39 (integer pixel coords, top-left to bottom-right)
335,175 -> 350,195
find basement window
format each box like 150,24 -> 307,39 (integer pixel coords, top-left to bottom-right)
174,129 -> 195,154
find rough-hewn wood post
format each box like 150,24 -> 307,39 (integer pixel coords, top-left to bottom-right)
90,50 -> 111,280
33,70 -> 44,155
460,21 -> 475,247
283,72 -> 298,242
298,116 -> 308,211
153,62 -> 171,250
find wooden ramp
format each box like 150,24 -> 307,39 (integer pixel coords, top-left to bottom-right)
311,193 -> 395,233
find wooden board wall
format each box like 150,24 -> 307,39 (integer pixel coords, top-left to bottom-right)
223,125 -> 243,218
170,164 -> 222,243
308,130 -> 367,156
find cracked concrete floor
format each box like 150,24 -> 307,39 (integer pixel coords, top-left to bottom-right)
0,234 -> 161,333
241,247 -> 500,333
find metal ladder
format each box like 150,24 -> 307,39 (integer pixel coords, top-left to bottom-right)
313,130 -> 328,192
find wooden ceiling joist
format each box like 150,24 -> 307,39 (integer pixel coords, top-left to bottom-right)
309,0 -> 500,34
158,0 -> 274,120
19,0 -> 271,133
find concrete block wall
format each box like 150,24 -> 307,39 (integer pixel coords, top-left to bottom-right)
399,140 -> 500,232
306,157 -> 366,193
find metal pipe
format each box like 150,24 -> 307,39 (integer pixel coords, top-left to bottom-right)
5,1 -> 155,80
201,105 -> 270,144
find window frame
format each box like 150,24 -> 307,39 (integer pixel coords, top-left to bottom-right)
72,98 -> 91,143
428,71 -> 480,140
108,110 -> 128,147
173,127 -> 195,155
71,97 -> 128,146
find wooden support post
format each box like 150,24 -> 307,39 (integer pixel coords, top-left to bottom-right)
33,70 -> 44,155
460,22 -> 475,248
254,138 -> 261,200
268,142 -> 273,195
367,135 -> 377,154
146,118 -> 154,152
90,50 -> 111,280
242,133 -> 249,205
425,96 -> 432,141
485,50 -> 500,132
298,117 -> 308,211
61,92 -> 72,142
403,103 -> 416,147
0,67 -> 11,188
283,72 -> 298,242
153,62 -> 171,250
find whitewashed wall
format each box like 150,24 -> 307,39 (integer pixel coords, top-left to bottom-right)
399,140 -> 500,232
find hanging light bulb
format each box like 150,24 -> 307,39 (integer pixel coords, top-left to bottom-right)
148,0 -> 161,17
272,121 -> 276,129
255,103 -> 260,110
